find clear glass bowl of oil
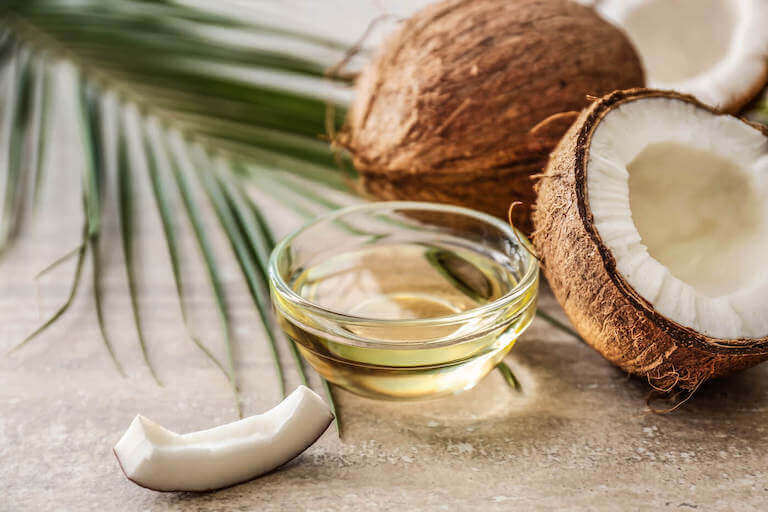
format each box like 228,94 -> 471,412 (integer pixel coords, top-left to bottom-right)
269,201 -> 539,400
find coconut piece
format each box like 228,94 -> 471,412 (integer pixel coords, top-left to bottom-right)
592,0 -> 768,113
533,88 -> 768,391
113,386 -> 333,492
341,0 -> 644,234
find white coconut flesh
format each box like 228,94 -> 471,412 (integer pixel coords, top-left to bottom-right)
587,96 -> 768,340
113,386 -> 333,492
595,0 -> 768,110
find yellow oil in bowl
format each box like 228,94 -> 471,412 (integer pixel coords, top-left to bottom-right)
270,202 -> 539,400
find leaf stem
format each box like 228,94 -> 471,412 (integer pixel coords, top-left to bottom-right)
536,308 -> 581,340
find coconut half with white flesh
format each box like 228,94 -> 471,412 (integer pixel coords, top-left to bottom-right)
590,0 -> 768,113
533,88 -> 768,391
114,386 -> 333,492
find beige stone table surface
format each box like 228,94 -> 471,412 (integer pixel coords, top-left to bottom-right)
3,6 -> 768,511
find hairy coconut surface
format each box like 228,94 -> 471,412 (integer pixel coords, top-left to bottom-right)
593,0 -> 768,113
341,0 -> 644,233
533,88 -> 768,391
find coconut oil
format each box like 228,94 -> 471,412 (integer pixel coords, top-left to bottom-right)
273,241 -> 537,399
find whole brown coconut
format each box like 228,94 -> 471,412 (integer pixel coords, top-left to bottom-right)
341,0 -> 645,233
533,88 -> 768,392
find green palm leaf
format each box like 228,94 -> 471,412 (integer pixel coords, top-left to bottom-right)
1,0 -> 354,423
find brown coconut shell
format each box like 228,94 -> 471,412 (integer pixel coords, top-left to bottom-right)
532,88 -> 768,391
340,0 -> 645,234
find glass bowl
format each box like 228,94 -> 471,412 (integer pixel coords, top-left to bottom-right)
268,201 -> 539,400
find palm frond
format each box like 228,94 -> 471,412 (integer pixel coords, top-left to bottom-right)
1,0 -> 361,426
2,0 -> 356,255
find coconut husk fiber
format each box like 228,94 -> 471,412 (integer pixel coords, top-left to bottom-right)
340,0 -> 645,233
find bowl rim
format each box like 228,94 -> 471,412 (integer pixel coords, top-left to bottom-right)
268,201 -> 539,343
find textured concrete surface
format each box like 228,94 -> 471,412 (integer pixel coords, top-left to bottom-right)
3,5 -> 768,511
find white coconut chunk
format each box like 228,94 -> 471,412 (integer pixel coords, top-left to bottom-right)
114,386 -> 333,492
587,97 -> 768,339
595,0 -> 768,111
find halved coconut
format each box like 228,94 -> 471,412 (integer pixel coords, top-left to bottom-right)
592,0 -> 768,113
114,386 -> 333,492
533,88 -> 768,391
